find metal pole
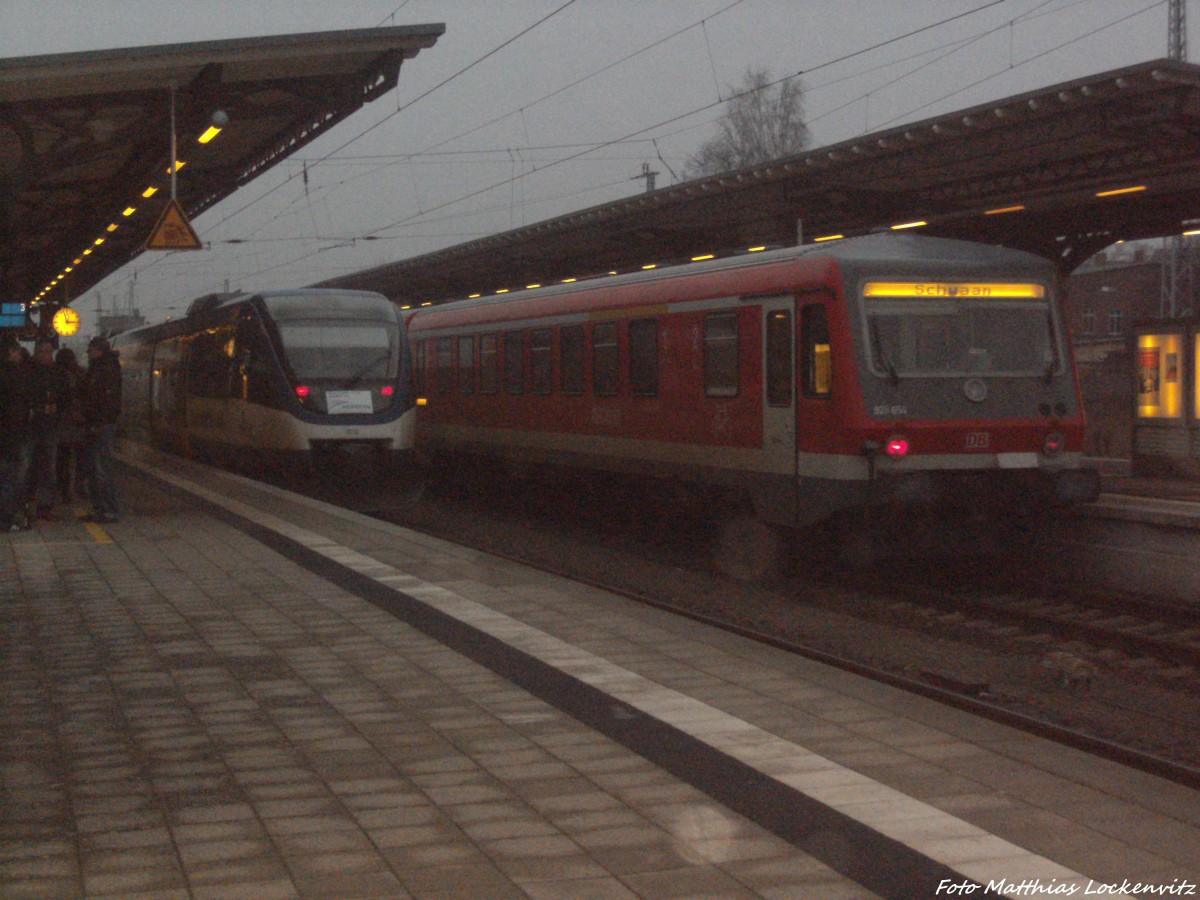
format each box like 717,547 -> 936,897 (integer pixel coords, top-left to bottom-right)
170,83 -> 178,199
1168,0 -> 1186,62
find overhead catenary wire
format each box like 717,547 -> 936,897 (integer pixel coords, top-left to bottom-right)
90,0 -> 1168,316
293,0 -> 1168,293
338,0 -> 1159,243
221,0 -> 750,246
203,0 -> 583,236
361,0 -> 1016,239
168,0 -> 1013,253
90,0 -> 583,307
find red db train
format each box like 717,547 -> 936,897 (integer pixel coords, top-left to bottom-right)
405,234 -> 1099,574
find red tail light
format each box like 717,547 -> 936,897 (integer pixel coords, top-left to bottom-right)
295,385 -> 310,399
381,385 -> 394,397
1043,432 -> 1064,456
885,436 -> 910,459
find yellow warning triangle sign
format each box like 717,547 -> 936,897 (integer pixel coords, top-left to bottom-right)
146,198 -> 203,250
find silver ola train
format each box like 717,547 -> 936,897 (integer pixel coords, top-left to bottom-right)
113,288 -> 415,471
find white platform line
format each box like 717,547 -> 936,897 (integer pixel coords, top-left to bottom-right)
124,455 -> 1094,897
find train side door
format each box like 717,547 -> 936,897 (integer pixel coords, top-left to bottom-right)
150,336 -> 185,430
760,296 -> 798,521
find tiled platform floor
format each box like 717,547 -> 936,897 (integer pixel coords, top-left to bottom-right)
2,445 -> 1198,899
1,459 -> 877,899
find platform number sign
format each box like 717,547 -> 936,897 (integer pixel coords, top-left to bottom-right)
0,302 -> 28,329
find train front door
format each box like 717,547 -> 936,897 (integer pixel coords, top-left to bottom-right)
760,296 -> 798,522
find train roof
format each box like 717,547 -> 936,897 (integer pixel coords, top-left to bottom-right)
410,234 -> 1057,320
111,286 -> 394,345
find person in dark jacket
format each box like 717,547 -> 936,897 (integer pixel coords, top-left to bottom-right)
1,337 -> 34,531
79,335 -> 122,524
26,339 -> 69,520
54,347 -> 86,504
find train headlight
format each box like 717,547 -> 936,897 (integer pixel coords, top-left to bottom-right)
1043,432 -> 1064,456
885,436 -> 910,459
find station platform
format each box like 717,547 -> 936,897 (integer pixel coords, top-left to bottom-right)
2,446 -> 1198,899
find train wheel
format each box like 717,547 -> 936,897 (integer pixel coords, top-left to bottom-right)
713,515 -> 781,583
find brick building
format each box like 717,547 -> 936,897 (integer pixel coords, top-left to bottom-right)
1064,243 -> 1172,460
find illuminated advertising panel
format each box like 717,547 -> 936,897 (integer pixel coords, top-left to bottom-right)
1195,334 -> 1200,421
1136,333 -> 1183,419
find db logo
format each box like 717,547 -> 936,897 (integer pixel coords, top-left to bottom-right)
965,432 -> 990,450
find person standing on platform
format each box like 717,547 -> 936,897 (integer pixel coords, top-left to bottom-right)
26,339 -> 68,522
54,347 -> 86,504
0,337 -> 34,532
79,336 -> 122,524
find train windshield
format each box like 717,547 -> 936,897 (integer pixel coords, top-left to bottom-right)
263,292 -> 401,383
861,281 -> 1058,379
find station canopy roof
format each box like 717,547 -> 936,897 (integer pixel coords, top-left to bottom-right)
0,24 -> 444,311
323,59 -> 1200,306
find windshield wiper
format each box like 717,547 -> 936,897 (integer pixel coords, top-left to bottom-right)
1043,313 -> 1059,384
870,321 -> 900,386
340,352 -> 390,389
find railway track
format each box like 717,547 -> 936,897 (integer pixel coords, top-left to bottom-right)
277,454 -> 1200,780
835,564 -> 1200,679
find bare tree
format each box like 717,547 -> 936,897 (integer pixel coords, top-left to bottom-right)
684,68 -> 809,179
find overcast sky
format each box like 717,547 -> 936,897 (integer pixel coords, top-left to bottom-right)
0,0 -> 1189,326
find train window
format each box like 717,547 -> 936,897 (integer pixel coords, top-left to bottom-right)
412,340 -> 424,393
704,313 -> 739,397
273,320 -> 398,384
530,329 -> 553,395
458,335 -> 474,394
629,318 -> 658,397
592,321 -> 619,396
234,315 -> 276,405
801,304 -> 831,398
504,331 -> 524,394
187,326 -> 235,399
766,309 -> 793,407
152,336 -> 186,422
479,333 -> 498,393
436,337 -> 454,394
560,325 -> 585,395
864,288 -> 1056,378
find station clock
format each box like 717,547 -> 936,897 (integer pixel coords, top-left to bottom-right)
52,307 -> 81,337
